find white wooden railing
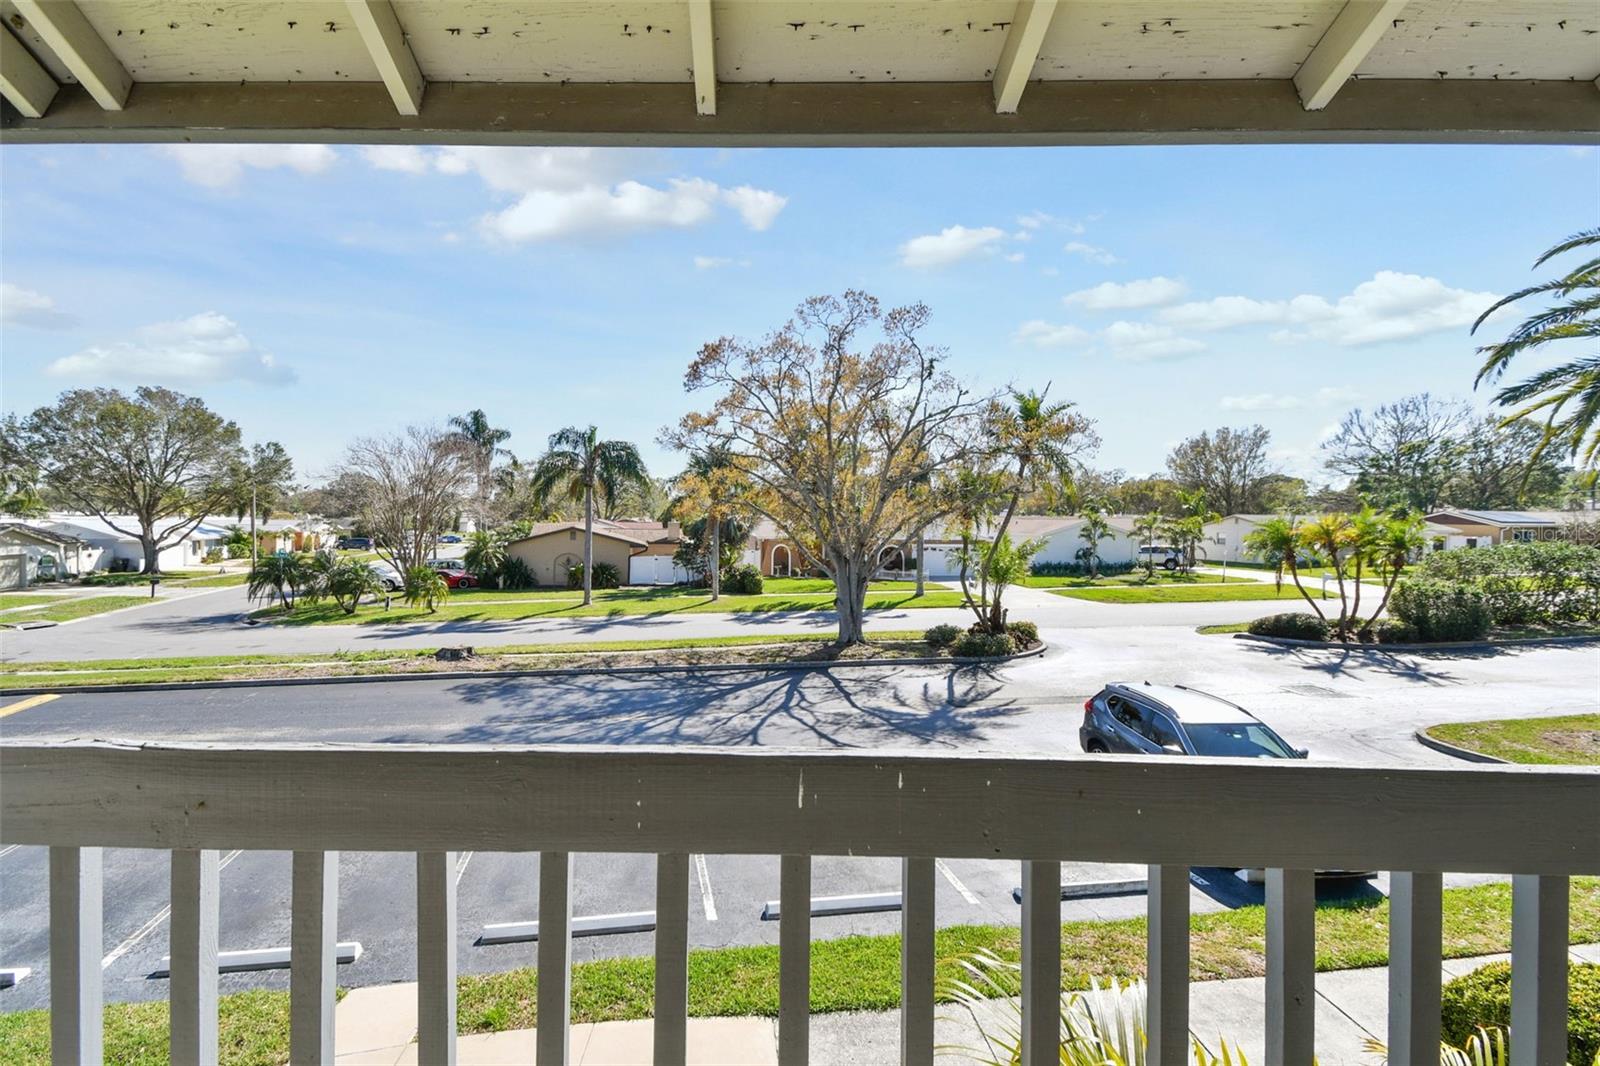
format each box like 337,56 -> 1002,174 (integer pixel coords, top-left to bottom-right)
1,741 -> 1596,1066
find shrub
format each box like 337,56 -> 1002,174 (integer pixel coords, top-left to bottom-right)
1440,961 -> 1597,1063
1391,578 -> 1492,642
1247,612 -> 1330,641
402,566 -> 449,612
202,547 -> 223,564
923,624 -> 961,647
952,630 -> 1015,658
1006,620 -> 1040,648
565,562 -> 621,590
1410,541 -> 1600,626
1371,618 -> 1418,644
1031,560 -> 1137,578
499,556 -> 534,590
723,564 -> 764,595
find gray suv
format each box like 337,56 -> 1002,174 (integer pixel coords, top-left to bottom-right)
1079,682 -> 1307,759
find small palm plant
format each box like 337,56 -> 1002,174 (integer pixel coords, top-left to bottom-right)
402,565 -> 449,613
1243,516 -> 1322,619
1076,504 -> 1113,580
1472,227 -> 1600,474
247,552 -> 305,611
462,530 -> 507,589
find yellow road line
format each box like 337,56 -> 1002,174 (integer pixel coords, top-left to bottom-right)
0,693 -> 59,718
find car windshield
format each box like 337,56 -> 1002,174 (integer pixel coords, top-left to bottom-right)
1182,722 -> 1296,759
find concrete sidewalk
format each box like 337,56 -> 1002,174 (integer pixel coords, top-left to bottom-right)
332,943 -> 1598,1064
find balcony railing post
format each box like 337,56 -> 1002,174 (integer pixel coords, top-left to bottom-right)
1020,859 -> 1061,1066
290,851 -> 339,1065
49,845 -> 102,1066
168,849 -> 220,1066
654,852 -> 690,1066
900,856 -> 935,1066
1265,867 -> 1315,1065
1146,864 -> 1190,1066
1387,870 -> 1441,1064
779,853 -> 811,1065
416,851 -> 458,1066
1512,874 -> 1569,1066
538,851 -> 574,1066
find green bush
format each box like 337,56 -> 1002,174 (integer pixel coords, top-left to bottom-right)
1440,961 -> 1597,1063
923,624 -> 961,647
1391,578 -> 1492,642
1410,541 -> 1600,625
202,548 -> 223,564
402,565 -> 448,612
1032,560 -> 1137,577
1372,618 -> 1418,644
499,556 -> 534,589
1247,612 -> 1330,641
952,630 -> 1014,658
723,564 -> 764,595
566,562 -> 621,590
1005,620 -> 1040,648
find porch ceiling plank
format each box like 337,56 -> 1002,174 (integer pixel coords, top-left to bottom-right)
10,0 -> 130,111
3,742 -> 1595,875
992,0 -> 1059,114
345,0 -> 426,117
2,79 -> 1593,146
688,0 -> 716,117
1294,0 -> 1409,111
0,26 -> 59,119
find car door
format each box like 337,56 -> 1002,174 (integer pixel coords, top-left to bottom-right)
1104,695 -> 1156,753
1145,712 -> 1189,755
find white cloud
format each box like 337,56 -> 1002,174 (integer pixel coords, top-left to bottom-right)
360,145 -> 431,174
481,178 -> 725,242
693,255 -> 750,270
1,283 -> 75,329
160,145 -> 337,188
1064,240 -> 1119,265
898,225 -> 1007,269
721,185 -> 787,231
1159,271 -> 1499,346
1218,386 -> 1361,412
1004,252 -> 1026,263
46,312 -> 293,386
1064,276 -> 1188,311
1100,321 -> 1205,362
1016,210 -> 1087,235
1014,320 -> 1091,348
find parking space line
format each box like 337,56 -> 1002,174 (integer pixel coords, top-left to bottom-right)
455,851 -> 474,886
935,858 -> 979,905
694,854 -> 718,921
0,693 -> 58,719
0,844 -> 21,860
101,849 -> 243,971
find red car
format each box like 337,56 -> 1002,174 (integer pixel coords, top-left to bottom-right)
426,560 -> 477,589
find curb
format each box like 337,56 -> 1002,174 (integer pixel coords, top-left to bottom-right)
1233,632 -> 1600,653
0,640 -> 1047,697
1413,729 -> 1508,764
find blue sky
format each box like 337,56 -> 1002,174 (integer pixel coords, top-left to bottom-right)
2,141 -> 1594,486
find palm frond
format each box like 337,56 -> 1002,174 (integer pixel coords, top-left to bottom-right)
1532,225 -> 1600,269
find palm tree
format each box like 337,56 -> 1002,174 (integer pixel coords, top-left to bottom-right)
1359,512 -> 1426,634
1075,504 -> 1112,579
1300,513 -> 1355,638
1133,511 -> 1163,579
529,426 -> 649,605
247,552 -> 305,611
462,530 -> 507,588
1243,516 -> 1323,620
669,445 -> 746,601
985,387 -> 1094,580
1473,227 -> 1600,473
447,409 -> 512,527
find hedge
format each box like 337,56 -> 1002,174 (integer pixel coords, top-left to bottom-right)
1440,961 -> 1597,1063
1407,541 -> 1600,626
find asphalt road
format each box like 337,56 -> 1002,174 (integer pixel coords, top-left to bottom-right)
2,626 -> 1593,1009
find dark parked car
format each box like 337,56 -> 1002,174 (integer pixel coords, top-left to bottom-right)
336,536 -> 374,551
1080,681 -> 1307,759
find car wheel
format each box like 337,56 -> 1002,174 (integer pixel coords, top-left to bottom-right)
1085,739 -> 1108,753
1163,558 -> 1178,571
460,577 -> 475,588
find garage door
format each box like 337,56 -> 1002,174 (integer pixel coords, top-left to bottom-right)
628,555 -> 691,586
0,553 -> 25,590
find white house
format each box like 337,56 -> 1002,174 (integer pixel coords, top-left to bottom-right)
39,514 -> 231,572
0,523 -> 93,588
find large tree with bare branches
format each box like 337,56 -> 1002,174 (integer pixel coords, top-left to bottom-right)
339,425 -> 468,573
667,290 -> 990,645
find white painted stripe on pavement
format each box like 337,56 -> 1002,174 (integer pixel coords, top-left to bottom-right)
0,844 -> 21,860
935,858 -> 979,905
694,853 -> 718,921
155,942 -> 361,977
478,911 -> 655,944
0,967 -> 31,988
455,851 -> 474,886
101,849 -> 243,971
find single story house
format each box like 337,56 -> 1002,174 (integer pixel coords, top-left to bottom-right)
1423,508 -> 1584,550
37,513 -> 230,572
0,522 -> 92,588
505,520 -> 655,587
254,517 -> 330,555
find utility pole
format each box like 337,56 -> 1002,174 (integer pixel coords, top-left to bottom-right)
250,483 -> 258,571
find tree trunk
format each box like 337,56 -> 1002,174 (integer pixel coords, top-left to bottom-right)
710,517 -> 721,601
915,532 -> 925,597
583,483 -> 594,606
140,533 -> 160,575
833,553 -> 870,645
1287,556 -> 1326,620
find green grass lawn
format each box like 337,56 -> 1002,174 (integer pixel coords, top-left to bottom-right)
1197,621 -> 1253,635
79,570 -> 213,587
0,632 -> 933,689
1425,714 -> 1600,766
263,589 -> 967,626
0,593 -> 69,609
0,595 -> 151,624
1023,572 -> 1251,589
171,572 -> 250,588
1053,583 -> 1335,604
1,879 -> 1592,1065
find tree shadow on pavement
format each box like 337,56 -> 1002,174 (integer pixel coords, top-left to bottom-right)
374,663 -> 1024,748
1233,640 -> 1486,687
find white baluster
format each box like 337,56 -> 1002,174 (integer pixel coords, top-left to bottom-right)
538,851 -> 574,1066
900,857 -> 935,1066
169,849 -> 219,1065
654,853 -> 690,1066
50,846 -> 102,1066
417,851 -> 457,1066
779,854 -> 811,1065
290,851 -> 338,1064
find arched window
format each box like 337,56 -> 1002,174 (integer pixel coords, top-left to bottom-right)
878,546 -> 905,572
771,544 -> 791,577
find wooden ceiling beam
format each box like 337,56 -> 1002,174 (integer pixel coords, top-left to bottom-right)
993,0 -> 1059,115
688,0 -> 716,116
12,0 -> 129,111
1295,0 -> 1409,111
345,0 -> 425,116
0,26 -> 59,118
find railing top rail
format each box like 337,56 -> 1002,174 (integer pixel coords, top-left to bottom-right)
2,740 -> 1596,874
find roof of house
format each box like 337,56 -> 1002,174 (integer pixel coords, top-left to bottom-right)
1426,509 -> 1577,528
0,522 -> 88,547
506,521 -> 650,549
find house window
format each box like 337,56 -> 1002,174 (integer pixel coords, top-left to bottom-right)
1512,529 -> 1534,543
569,530 -> 576,541
1215,535 -> 1227,545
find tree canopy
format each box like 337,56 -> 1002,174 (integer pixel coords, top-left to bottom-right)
1165,424 -> 1279,515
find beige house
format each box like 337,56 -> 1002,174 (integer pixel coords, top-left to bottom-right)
505,521 -> 650,587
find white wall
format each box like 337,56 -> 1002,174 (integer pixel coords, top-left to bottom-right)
1033,524 -> 1142,566
629,555 -> 692,586
1203,517 -> 1262,564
